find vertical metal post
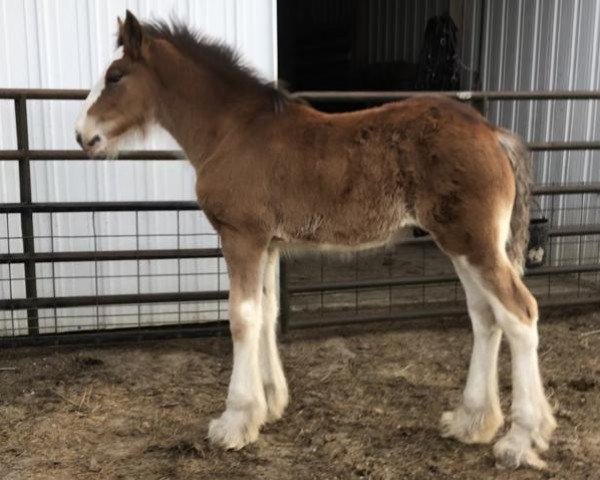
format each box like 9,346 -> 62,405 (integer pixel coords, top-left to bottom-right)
15,96 -> 39,335
472,96 -> 489,117
278,257 -> 290,334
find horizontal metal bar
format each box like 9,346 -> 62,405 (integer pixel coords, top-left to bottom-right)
547,224 -> 600,237
0,290 -> 228,310
533,183 -> 600,194
291,306 -> 469,329
4,88 -> 600,102
1,145 -> 599,162
0,201 -> 199,213
0,141 -> 600,162
0,321 -> 229,348
400,224 -> 600,247
0,225 -> 595,266
526,263 -> 600,276
0,150 -> 185,161
289,263 -> 600,294
0,248 -> 222,264
293,90 -> 600,102
0,144 -> 599,162
528,141 -> 600,151
290,294 -> 600,329
0,184 -> 595,215
0,144 -> 598,161
0,88 -> 88,100
289,273 -> 456,294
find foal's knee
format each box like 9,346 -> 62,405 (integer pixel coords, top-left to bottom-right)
230,299 -> 262,341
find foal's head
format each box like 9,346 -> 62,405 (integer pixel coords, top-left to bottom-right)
76,10 -> 293,158
75,11 -> 156,158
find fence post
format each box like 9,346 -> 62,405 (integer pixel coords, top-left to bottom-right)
472,95 -> 489,117
278,256 -> 290,334
14,95 -> 39,335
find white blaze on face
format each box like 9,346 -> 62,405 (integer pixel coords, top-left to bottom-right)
75,46 -> 124,154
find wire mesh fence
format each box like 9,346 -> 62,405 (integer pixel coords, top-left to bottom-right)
285,232 -> 600,330
0,208 -> 229,338
1,89 -> 600,345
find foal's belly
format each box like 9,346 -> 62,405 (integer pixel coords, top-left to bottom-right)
276,226 -> 417,257
276,202 -> 418,252
273,151 -> 419,250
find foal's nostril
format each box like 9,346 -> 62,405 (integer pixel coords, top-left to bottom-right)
88,135 -> 101,147
75,132 -> 83,148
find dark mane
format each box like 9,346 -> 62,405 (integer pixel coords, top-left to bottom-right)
119,20 -> 293,112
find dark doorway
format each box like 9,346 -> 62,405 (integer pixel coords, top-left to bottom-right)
278,0 -> 463,109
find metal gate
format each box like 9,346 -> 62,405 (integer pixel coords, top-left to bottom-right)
1,88 -> 599,346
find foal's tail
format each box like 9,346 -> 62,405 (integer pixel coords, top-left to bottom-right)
496,129 -> 533,276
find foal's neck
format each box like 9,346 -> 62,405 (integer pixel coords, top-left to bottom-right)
150,41 -> 269,164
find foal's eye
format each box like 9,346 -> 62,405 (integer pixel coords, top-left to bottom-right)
106,70 -> 123,85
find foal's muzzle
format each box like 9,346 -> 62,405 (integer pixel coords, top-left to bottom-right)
75,130 -> 105,157
75,130 -> 101,148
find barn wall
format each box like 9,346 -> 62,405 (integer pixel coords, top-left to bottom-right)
458,0 -> 483,89
461,0 -> 600,266
0,0 -> 277,335
358,0 -> 449,65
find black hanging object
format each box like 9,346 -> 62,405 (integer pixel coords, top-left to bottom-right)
416,12 -> 460,90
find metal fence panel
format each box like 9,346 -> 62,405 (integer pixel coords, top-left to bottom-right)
0,0 -> 276,334
462,0 -> 600,266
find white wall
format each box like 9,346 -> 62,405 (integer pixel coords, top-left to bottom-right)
0,0 -> 277,335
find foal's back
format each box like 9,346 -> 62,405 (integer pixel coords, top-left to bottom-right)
197,96 -> 514,251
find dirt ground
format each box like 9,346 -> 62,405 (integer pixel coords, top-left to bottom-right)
0,312 -> 599,480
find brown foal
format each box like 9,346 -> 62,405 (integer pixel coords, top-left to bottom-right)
75,11 -> 556,469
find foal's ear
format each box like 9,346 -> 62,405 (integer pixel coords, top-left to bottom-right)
121,10 -> 145,60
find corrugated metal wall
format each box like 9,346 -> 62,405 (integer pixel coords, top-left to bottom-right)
358,0 -> 449,64
459,0 -> 483,89
0,0 -> 277,335
467,0 -> 600,266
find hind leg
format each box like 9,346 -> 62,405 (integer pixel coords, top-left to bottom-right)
457,255 -> 556,469
440,257 -> 504,444
485,271 -> 556,469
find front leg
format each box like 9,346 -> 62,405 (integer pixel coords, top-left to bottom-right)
208,232 -> 268,449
